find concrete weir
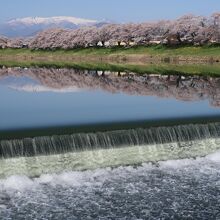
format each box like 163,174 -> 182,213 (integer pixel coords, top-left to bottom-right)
0,122 -> 220,178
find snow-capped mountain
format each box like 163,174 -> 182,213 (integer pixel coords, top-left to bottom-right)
7,16 -> 98,26
0,16 -> 109,37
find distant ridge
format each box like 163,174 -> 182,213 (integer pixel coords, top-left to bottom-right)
0,16 -> 109,37
7,16 -> 97,26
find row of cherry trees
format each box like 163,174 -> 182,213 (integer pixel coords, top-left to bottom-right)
1,13 -> 220,49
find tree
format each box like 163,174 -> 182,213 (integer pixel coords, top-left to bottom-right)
7,38 -> 24,48
0,36 -> 8,49
27,13 -> 220,49
97,25 -> 113,46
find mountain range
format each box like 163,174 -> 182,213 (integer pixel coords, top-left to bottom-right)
0,16 -> 109,37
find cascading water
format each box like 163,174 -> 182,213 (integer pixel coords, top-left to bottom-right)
1,122 -> 220,158
0,122 -> 220,178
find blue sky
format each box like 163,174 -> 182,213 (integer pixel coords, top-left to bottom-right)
1,0 -> 220,22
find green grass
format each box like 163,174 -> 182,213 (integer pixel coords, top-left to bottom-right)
0,45 -> 220,57
1,45 -> 220,76
1,59 -> 220,77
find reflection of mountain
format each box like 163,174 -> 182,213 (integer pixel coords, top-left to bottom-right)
9,85 -> 82,93
0,74 -> 82,92
1,67 -> 220,106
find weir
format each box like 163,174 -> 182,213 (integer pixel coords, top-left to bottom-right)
0,122 -> 220,177
0,123 -> 220,158
1,122 -> 220,158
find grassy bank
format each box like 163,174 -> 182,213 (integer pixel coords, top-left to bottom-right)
0,45 -> 220,63
1,59 -> 220,77
1,45 -> 220,76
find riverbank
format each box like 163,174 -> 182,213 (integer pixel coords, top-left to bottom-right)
0,45 -> 220,64
1,60 -> 220,76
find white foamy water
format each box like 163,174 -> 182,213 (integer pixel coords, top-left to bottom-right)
0,151 -> 220,219
159,151 -> 220,168
206,150 -> 220,162
1,137 -> 220,179
1,151 -> 220,191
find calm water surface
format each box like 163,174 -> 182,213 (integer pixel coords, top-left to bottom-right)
0,68 -> 220,130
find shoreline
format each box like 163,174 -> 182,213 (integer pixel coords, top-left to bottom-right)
1,60 -> 220,77
0,45 -> 220,65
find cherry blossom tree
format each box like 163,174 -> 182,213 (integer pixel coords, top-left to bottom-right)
0,36 -> 8,48
25,13 -> 220,49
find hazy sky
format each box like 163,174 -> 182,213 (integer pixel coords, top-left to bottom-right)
1,0 -> 220,22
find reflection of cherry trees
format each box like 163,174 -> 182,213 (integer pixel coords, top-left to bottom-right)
2,13 -> 220,49
1,67 -> 220,107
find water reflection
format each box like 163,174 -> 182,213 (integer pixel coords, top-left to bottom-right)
0,67 -> 220,131
1,67 -> 220,106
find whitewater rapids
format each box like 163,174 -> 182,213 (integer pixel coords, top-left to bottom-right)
0,152 -> 220,219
